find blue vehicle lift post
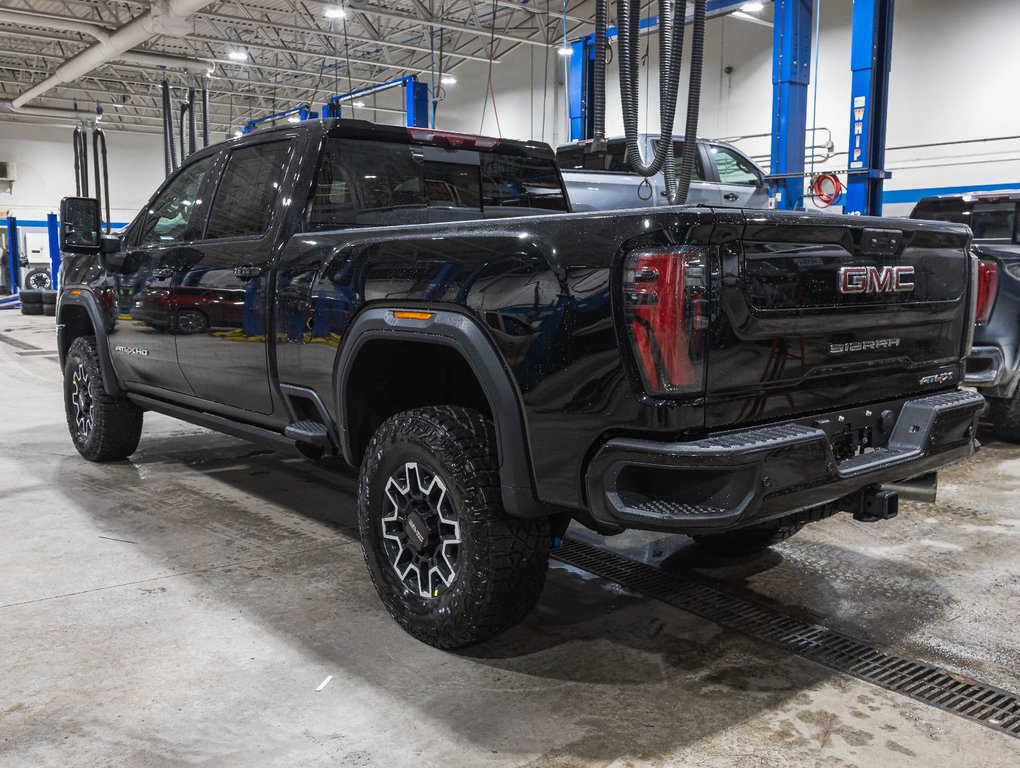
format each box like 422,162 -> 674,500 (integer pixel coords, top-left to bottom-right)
843,0 -> 895,216
770,0 -> 812,210
5,216 -> 18,294
324,75 -> 429,128
47,213 -> 60,291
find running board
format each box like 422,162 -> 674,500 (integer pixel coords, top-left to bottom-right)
127,394 -> 299,453
284,420 -> 330,446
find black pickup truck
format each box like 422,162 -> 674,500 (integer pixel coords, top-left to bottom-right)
57,119 -> 984,648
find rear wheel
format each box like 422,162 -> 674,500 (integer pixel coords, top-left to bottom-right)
691,520 -> 804,556
358,406 -> 550,648
989,392 -> 1020,443
64,336 -> 144,461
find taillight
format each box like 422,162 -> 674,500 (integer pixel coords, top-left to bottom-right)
622,247 -> 709,396
975,259 -> 999,324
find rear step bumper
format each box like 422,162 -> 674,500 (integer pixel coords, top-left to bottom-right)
585,390 -> 985,534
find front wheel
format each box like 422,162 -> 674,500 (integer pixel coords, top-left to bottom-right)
358,406 -> 550,648
64,336 -> 144,461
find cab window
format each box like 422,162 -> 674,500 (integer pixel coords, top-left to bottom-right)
712,145 -> 762,186
206,141 -> 292,240
137,155 -> 214,246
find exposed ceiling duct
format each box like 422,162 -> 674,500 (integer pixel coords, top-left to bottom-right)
6,0 -> 217,111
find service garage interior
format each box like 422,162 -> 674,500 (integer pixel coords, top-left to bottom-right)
1,1 -> 1019,766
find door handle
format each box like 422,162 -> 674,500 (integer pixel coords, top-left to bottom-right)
152,266 -> 176,279
233,264 -> 263,281
723,193 -> 739,201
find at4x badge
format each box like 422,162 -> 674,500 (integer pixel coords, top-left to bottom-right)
115,345 -> 149,356
919,371 -> 955,386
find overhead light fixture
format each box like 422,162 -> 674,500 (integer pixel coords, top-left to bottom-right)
352,100 -> 365,107
440,75 -> 456,85
557,46 -> 573,57
740,2 -> 764,12
287,116 -> 300,123
234,129 -> 243,137
227,50 -> 248,61
324,7 -> 346,18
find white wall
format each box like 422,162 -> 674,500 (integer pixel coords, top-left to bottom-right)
0,122 -> 166,225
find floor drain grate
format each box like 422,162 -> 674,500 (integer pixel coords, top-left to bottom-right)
554,537 -> 1020,740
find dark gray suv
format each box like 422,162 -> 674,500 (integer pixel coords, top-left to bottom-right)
912,191 -> 1020,441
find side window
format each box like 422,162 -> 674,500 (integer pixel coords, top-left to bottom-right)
481,155 -> 567,212
911,201 -> 968,224
712,145 -> 762,186
137,156 -> 214,246
304,138 -> 426,230
206,141 -> 292,240
657,141 -> 705,181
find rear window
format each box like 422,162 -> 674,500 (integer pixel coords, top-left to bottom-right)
912,199 -> 1019,242
559,140 -> 704,180
304,139 -> 565,231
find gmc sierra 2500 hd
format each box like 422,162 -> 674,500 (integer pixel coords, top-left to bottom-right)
57,119 -> 984,648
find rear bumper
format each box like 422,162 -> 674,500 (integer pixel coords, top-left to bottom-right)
585,390 -> 985,534
965,345 -> 1019,397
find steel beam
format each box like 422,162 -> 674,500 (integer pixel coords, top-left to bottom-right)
844,0 -> 894,216
770,0 -> 812,210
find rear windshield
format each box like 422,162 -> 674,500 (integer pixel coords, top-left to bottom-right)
305,138 -> 566,231
912,199 -> 1019,243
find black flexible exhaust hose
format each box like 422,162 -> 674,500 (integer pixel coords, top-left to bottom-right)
618,0 -> 687,178
591,0 -> 609,153
92,129 -> 101,230
201,83 -> 210,147
179,102 -> 188,162
93,128 -> 111,233
72,127 -> 82,196
187,86 -> 197,157
78,126 -> 89,198
162,80 -> 176,176
665,0 -> 706,204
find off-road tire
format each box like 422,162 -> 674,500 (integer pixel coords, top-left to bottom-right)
64,336 -> 143,461
41,290 -> 57,305
18,289 -> 43,305
691,521 -> 805,556
42,304 -> 56,317
359,405 -> 550,648
989,393 -> 1020,443
20,303 -> 43,315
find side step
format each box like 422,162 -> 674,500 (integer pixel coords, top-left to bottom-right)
284,419 -> 331,446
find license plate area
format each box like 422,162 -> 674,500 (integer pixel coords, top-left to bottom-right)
794,400 -> 910,460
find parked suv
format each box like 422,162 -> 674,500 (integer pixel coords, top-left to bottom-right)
56,119 -> 982,648
556,135 -> 770,210
911,192 -> 1020,441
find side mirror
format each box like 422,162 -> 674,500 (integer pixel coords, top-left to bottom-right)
59,196 -> 101,254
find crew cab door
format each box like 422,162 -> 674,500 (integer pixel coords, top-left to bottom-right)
113,153 -> 216,392
173,137 -> 296,414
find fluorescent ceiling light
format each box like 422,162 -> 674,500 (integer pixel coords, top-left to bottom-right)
740,2 -> 764,12
233,130 -> 243,137
352,100 -> 365,107
227,50 -> 248,61
287,116 -> 300,123
440,75 -> 456,85
557,46 -> 573,57
324,7 -> 346,18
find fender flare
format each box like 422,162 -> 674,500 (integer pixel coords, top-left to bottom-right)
334,306 -> 546,518
57,291 -> 123,396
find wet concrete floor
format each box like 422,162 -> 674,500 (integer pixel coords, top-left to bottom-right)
1,314 -> 1018,767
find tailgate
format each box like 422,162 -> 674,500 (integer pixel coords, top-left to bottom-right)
706,211 -> 973,428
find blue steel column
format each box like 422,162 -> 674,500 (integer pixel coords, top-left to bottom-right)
5,216 -> 18,293
567,38 -> 589,142
770,0 -> 812,210
405,78 -> 429,128
46,213 -> 60,291
844,0 -> 894,216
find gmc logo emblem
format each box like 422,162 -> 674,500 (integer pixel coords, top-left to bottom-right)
838,265 -> 915,294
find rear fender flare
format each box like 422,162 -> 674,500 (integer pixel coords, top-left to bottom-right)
334,306 -> 545,518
